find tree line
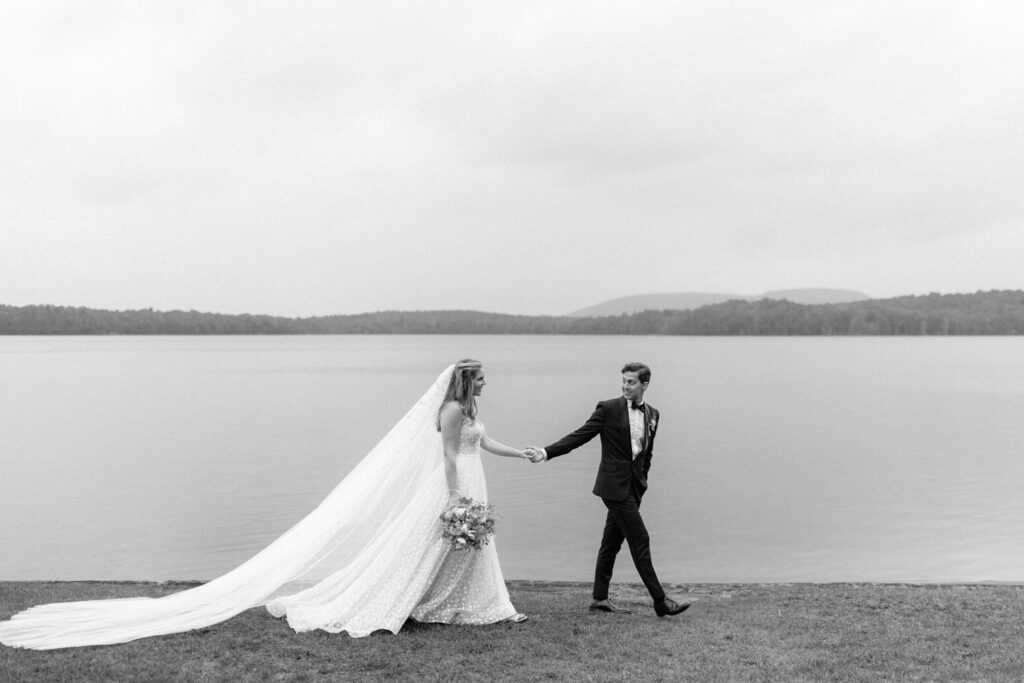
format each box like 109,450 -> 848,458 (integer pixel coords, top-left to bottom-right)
2,290 -> 1024,335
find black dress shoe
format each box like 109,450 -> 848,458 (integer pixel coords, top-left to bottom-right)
653,597 -> 691,617
589,599 -> 632,614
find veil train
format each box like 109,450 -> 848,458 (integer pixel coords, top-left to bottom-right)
0,365 -> 455,649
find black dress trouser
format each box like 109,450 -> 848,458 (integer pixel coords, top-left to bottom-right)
593,487 -> 664,602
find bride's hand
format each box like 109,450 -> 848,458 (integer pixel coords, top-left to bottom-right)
524,446 -> 544,463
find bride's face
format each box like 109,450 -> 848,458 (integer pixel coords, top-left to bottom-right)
472,371 -> 486,397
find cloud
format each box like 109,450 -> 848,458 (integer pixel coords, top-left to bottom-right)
2,1 -> 1022,315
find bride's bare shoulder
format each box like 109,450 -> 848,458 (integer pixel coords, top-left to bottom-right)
438,401 -> 465,430
440,400 -> 463,415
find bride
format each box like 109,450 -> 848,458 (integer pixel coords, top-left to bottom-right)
0,359 -> 532,649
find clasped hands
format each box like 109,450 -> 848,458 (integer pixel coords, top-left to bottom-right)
523,446 -> 546,464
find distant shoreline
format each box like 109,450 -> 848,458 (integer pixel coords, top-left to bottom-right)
4,290 -> 1024,335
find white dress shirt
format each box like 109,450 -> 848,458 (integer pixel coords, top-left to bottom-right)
628,402 -> 645,458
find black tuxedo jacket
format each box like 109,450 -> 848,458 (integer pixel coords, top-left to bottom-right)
544,397 -> 659,502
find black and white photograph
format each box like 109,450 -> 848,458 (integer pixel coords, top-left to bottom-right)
2,1 -> 1023,680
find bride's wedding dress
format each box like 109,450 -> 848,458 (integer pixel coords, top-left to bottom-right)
409,418 -> 516,625
0,365 -> 515,650
270,417 -> 516,632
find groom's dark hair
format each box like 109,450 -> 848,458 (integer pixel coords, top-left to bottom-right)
621,362 -> 651,384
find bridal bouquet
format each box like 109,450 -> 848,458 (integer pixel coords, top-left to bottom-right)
439,497 -> 496,551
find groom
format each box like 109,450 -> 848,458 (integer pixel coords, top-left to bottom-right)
528,362 -> 690,617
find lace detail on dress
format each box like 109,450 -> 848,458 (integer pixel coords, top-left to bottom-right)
410,418 -> 516,625
457,419 -> 485,456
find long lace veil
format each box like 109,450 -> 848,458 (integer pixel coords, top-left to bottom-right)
0,365 -> 455,650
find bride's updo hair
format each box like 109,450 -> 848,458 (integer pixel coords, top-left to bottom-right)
437,359 -> 482,431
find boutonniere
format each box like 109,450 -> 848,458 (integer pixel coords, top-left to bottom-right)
649,417 -> 657,432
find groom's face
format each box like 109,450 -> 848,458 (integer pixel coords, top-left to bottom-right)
621,371 -> 648,403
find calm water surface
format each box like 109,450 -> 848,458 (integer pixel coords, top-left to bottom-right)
2,335 -> 1023,584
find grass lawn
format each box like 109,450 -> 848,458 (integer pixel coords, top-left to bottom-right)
2,580 -> 1023,681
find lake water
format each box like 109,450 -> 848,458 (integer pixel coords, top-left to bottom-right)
1,335 -> 1023,585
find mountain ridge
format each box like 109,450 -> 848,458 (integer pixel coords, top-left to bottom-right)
3,291 -> 1024,334
568,288 -> 870,317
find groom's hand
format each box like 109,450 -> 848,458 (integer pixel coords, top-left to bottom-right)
526,446 -> 546,463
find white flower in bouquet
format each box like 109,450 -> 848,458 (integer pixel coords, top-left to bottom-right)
439,497 -> 496,551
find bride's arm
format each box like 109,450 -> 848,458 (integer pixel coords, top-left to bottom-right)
481,433 -> 530,459
439,402 -> 465,500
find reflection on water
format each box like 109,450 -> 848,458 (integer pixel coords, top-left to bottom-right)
1,335 -> 1023,583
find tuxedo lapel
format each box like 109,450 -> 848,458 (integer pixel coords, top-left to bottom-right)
614,397 -> 630,456
618,397 -> 631,443
640,404 -> 649,451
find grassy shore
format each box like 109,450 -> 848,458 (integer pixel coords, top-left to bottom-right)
2,580 -> 1023,681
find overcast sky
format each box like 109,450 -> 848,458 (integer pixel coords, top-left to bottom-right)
2,1 -> 1022,317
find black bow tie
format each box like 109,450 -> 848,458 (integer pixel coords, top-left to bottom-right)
631,402 -> 645,412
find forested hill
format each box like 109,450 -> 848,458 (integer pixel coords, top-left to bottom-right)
3,290 -> 1024,335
